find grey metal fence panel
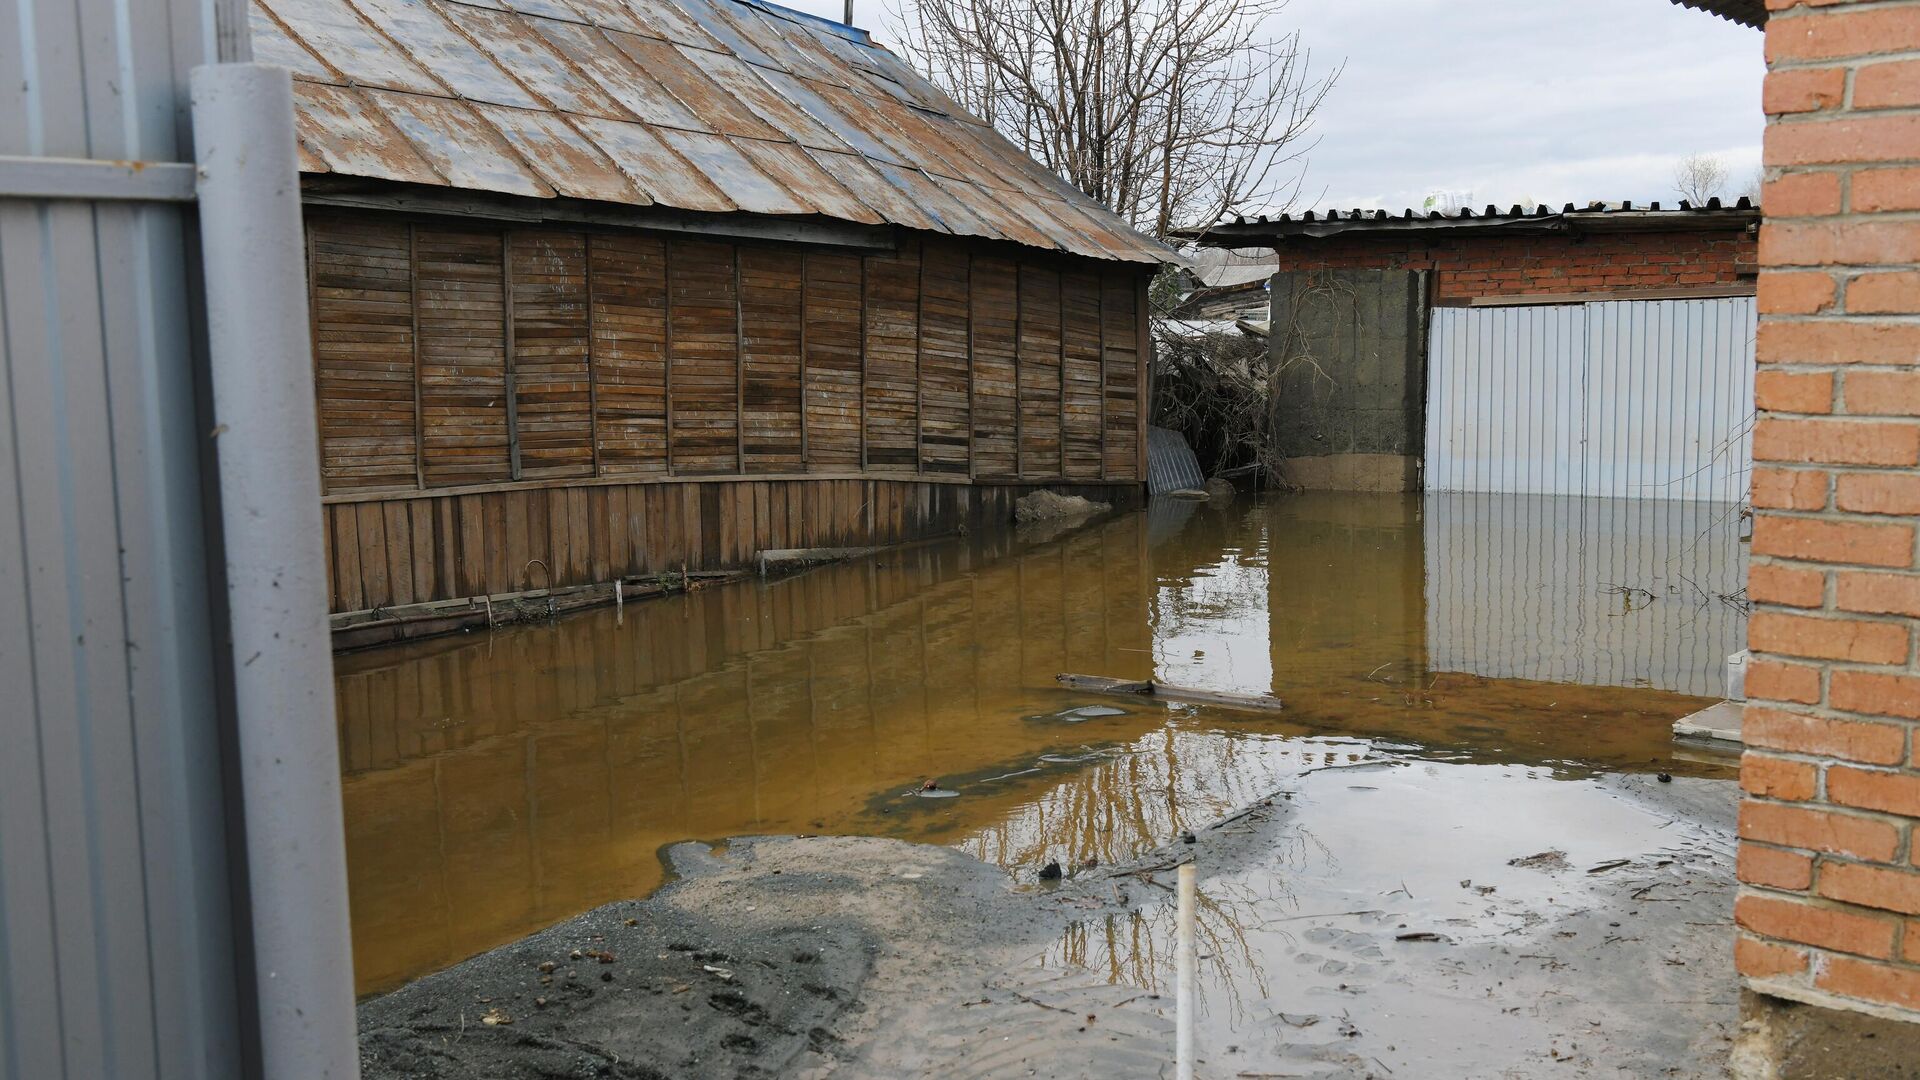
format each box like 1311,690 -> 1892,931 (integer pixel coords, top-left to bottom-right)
1425,297 -> 1756,502
0,1 -> 250,1077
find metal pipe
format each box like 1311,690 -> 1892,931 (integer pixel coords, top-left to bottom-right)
1176,860 -> 1196,1080
191,63 -> 360,1080
844,0 -> 854,24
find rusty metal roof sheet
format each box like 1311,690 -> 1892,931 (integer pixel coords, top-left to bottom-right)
265,0 -> 1173,264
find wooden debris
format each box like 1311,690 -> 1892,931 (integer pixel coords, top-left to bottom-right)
1054,673 -> 1284,712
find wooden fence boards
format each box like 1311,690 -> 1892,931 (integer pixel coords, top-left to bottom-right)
307,212 -> 1154,612
969,255 -> 1019,479
416,229 -> 511,487
668,239 -> 740,475
310,218 -> 418,492
861,243 -> 920,470
589,234 -> 668,474
801,252 -> 863,469
918,241 -> 970,474
1062,270 -> 1104,480
1101,272 -> 1142,481
1017,265 -> 1063,477
508,231 -> 595,479
739,247 -> 804,472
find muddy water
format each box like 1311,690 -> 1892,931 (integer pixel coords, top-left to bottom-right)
335,492 -> 1746,996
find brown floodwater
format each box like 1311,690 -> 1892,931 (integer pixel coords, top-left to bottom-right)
335,492 -> 1747,996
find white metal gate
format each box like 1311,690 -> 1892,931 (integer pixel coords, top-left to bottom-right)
1424,297 -> 1757,501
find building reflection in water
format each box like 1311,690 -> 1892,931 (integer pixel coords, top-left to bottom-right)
336,493 -> 1745,995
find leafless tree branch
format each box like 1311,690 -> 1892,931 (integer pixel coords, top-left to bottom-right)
884,0 -> 1339,239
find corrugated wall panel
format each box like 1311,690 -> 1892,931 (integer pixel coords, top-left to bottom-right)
2,2 -> 248,1077
1425,297 -> 1756,502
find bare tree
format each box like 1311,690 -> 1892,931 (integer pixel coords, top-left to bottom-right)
886,0 -> 1339,239
1673,153 -> 1730,205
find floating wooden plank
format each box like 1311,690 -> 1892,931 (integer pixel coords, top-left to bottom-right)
1054,673 -> 1285,712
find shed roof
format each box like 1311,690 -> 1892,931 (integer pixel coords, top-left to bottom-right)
1670,0 -> 1766,28
255,0 -> 1173,264
1183,199 -> 1759,247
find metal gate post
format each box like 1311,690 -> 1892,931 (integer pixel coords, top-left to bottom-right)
191,63 -> 360,1080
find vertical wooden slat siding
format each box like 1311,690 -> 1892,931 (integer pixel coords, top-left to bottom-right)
668,238 -> 740,475
409,225 -> 426,488
918,240 -> 971,474
734,249 -> 746,473
309,217 -> 418,493
970,254 -> 1018,479
585,235 -> 601,476
1101,271 -> 1142,481
1017,263 -> 1062,477
503,233 -> 522,480
965,256 -> 977,479
802,251 -> 862,469
417,229 -> 512,487
739,247 -> 804,473
1135,277 -> 1150,481
307,212 -> 1158,612
588,233 -> 669,474
508,231 -> 594,480
1062,270 -> 1103,479
1097,278 -> 1108,480
862,241 -> 919,470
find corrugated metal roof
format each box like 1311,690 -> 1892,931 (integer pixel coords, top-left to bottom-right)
1184,199 -> 1760,246
1671,0 -> 1765,29
257,0 -> 1174,264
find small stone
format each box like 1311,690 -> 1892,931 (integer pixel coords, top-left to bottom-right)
1657,773 -> 1673,783
1038,861 -> 1063,880
538,961 -> 557,974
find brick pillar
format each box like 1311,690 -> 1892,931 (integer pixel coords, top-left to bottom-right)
1738,0 -> 1920,1020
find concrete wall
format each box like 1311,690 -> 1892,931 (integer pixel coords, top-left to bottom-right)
1734,0 -> 1920,1029
1268,269 -> 1425,492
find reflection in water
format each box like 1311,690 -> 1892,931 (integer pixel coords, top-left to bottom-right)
336,493 -> 1745,995
1425,493 -> 1747,695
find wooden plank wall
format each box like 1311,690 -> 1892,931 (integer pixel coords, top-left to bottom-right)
306,211 -> 1153,613
320,478 -> 1142,613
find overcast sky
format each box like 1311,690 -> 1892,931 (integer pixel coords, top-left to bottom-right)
779,0 -> 1765,217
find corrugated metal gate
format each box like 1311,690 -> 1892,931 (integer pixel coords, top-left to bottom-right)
1424,297 -> 1757,502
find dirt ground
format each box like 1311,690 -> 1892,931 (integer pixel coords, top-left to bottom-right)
359,768 -> 1741,1079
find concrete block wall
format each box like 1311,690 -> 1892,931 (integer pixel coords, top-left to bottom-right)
1737,0 -> 1920,1021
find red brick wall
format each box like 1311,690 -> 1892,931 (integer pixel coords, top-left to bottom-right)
1265,229 -> 1755,300
1738,0 -> 1920,1022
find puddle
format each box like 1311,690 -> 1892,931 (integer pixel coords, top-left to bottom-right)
335,492 -> 1744,996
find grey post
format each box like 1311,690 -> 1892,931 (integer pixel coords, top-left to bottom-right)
191,63 -> 361,1079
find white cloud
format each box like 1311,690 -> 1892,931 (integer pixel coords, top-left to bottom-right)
775,0 -> 1765,217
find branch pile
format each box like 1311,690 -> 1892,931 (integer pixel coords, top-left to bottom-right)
1150,322 -> 1276,484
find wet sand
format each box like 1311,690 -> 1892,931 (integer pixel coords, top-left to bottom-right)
359,764 -> 1738,1079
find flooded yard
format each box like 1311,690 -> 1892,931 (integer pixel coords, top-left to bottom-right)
338,491 -> 1745,1002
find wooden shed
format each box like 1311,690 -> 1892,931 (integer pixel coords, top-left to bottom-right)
253,0 -> 1172,617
